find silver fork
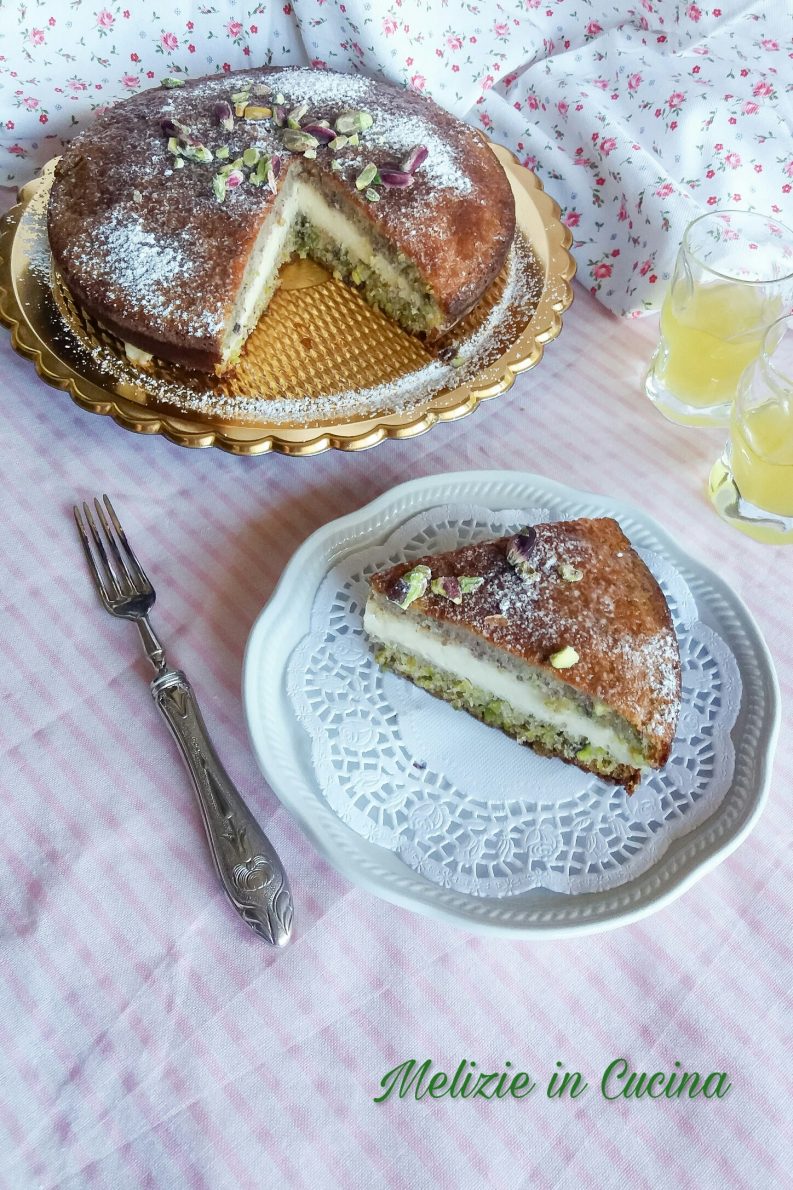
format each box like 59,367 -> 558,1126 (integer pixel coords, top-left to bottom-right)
74,495 -> 293,947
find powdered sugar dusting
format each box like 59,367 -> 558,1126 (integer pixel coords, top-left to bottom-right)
265,67 -> 375,107
62,208 -> 224,336
185,358 -> 451,425
364,110 -> 472,194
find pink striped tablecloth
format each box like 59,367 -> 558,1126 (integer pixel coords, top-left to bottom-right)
1,197 -> 791,1188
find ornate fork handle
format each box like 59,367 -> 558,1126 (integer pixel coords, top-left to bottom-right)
152,669 -> 293,946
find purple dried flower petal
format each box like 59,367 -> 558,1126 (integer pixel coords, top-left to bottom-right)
386,564 -> 431,609
431,575 -> 462,604
213,101 -> 234,132
399,144 -> 428,174
271,154 -> 282,178
506,529 -> 538,580
302,123 -> 336,143
160,117 -> 187,138
385,576 -> 408,605
380,169 -> 414,188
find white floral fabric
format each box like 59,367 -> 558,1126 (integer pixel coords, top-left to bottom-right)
1,1 -> 791,315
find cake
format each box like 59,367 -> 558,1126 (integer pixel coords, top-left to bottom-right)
363,518 -> 681,792
47,66 -> 516,374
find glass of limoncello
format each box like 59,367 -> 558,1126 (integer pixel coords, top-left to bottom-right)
645,210 -> 793,427
709,315 -> 793,544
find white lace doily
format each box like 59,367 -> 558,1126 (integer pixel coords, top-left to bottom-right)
286,504 -> 742,897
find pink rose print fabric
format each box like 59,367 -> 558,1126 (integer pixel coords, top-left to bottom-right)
1,1 -> 790,315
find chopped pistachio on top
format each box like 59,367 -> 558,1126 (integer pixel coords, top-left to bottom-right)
559,563 -> 583,583
242,146 -> 260,168
281,129 -> 319,153
388,565 -> 431,610
430,575 -> 484,605
364,188 -> 380,201
243,105 -> 272,120
160,77 -> 185,88
250,154 -> 279,192
286,102 -> 309,128
334,109 -> 374,135
217,156 -> 244,178
355,162 -> 378,190
181,142 -> 213,164
212,173 -> 227,203
215,146 -> 230,160
230,90 -> 251,117
250,155 -> 270,187
249,157 -> 266,186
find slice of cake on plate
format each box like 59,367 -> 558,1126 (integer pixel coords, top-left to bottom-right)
363,518 -> 681,793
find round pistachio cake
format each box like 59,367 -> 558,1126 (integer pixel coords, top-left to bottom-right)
47,66 -> 516,374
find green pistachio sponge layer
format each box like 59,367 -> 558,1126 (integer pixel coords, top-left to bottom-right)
294,216 -> 443,334
374,643 -> 641,789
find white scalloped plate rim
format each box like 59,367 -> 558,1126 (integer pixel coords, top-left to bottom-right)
242,470 -> 780,938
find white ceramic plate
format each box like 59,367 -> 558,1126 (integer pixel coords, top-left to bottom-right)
243,471 -> 779,937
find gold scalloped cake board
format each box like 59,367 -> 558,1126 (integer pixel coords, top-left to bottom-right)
0,145 -> 574,456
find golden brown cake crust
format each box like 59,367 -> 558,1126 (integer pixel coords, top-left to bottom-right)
47,66 -> 516,371
369,517 -> 681,768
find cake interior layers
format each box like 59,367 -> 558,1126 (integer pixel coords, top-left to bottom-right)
363,598 -> 649,781
222,169 -> 444,368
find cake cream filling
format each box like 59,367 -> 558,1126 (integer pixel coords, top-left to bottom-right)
123,341 -> 154,366
223,177 -> 421,361
363,602 -> 642,768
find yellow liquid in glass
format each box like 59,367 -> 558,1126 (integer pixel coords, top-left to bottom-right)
659,283 -> 768,407
731,402 -> 793,517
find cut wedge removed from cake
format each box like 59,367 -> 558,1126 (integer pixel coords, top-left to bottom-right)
364,518 -> 681,793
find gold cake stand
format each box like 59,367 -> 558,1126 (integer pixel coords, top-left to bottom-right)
0,146 -> 574,456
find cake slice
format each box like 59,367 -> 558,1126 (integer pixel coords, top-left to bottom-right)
363,518 -> 681,792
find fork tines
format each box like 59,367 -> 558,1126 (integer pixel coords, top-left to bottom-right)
74,495 -> 150,605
